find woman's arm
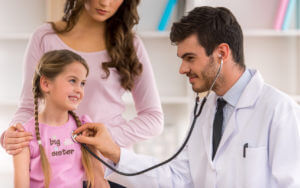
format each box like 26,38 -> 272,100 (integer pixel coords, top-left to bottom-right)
107,36 -> 164,147
13,146 -> 30,188
10,25 -> 46,126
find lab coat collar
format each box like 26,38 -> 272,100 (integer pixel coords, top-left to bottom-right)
235,69 -> 264,109
207,69 -> 263,109
209,69 -> 264,110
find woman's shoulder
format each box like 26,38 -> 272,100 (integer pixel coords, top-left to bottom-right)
32,22 -> 54,37
133,33 -> 143,46
28,23 -> 55,45
132,33 -> 148,55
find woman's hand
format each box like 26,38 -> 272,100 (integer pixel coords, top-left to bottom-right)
74,123 -> 120,164
3,123 -> 33,155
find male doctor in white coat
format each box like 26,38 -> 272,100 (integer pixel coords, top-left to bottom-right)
74,6 -> 300,188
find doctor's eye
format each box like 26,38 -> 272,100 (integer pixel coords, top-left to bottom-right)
185,56 -> 195,62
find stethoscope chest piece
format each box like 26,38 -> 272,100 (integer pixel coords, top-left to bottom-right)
71,131 -> 78,143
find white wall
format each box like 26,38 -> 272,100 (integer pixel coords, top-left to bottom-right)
0,0 -> 46,186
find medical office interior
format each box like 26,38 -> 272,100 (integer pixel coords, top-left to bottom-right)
0,0 -> 299,186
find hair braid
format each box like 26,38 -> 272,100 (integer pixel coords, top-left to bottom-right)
33,86 -> 51,188
69,111 -> 94,188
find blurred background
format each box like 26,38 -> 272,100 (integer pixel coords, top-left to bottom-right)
0,0 -> 299,186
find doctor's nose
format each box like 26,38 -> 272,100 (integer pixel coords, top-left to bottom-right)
179,61 -> 190,75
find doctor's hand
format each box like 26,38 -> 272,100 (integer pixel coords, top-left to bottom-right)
74,123 -> 121,164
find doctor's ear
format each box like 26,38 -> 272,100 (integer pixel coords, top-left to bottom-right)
216,43 -> 229,60
39,75 -> 52,93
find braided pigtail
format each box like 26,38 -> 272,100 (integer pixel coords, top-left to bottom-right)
33,84 -> 51,188
69,111 -> 94,188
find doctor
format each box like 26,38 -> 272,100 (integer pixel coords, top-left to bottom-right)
74,6 -> 300,188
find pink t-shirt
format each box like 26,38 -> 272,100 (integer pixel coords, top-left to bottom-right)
8,23 -> 163,148
23,114 -> 91,188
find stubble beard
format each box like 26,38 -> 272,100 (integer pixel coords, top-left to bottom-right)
192,56 -> 221,93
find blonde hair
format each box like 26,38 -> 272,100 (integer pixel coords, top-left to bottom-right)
32,50 -> 94,188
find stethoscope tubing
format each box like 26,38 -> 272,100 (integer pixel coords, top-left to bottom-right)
81,59 -> 223,176
81,97 -> 206,176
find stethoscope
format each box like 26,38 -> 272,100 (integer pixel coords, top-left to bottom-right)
74,57 -> 223,176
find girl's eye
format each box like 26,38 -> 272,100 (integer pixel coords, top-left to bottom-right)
81,81 -> 86,87
69,79 -> 76,84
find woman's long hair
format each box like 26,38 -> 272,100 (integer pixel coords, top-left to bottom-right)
32,50 -> 94,188
51,0 -> 142,91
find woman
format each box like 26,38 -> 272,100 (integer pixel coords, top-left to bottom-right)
2,0 -> 163,187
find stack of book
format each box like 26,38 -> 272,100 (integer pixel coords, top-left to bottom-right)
274,0 -> 300,30
157,0 -> 178,31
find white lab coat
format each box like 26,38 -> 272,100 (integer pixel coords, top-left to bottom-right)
106,70 -> 300,188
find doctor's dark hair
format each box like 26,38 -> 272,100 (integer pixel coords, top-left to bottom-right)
32,50 -> 94,188
170,6 -> 245,68
51,0 -> 142,91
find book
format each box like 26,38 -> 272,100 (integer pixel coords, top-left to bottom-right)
274,0 -> 290,30
282,0 -> 297,30
158,0 -> 178,31
297,0 -> 300,29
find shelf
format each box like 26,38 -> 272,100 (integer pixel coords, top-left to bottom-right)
244,29 -> 300,37
123,95 -> 190,105
0,33 -> 31,40
0,99 -> 18,107
137,29 -> 300,39
138,31 -> 170,38
160,96 -> 191,104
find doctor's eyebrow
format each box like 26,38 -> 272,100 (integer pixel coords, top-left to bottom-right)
179,53 -> 196,59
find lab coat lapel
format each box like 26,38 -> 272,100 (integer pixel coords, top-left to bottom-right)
216,70 -> 264,158
201,93 -> 217,163
188,93 -> 217,186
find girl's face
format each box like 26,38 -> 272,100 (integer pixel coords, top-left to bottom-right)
45,62 -> 87,111
84,0 -> 124,22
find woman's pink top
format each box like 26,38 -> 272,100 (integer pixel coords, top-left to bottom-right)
9,23 -> 163,147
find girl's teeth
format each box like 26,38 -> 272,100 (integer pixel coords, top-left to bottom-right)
69,96 -> 78,101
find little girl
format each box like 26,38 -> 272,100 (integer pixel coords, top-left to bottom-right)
13,50 -> 109,188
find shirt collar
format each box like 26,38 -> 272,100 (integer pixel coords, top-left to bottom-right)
221,69 -> 252,107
